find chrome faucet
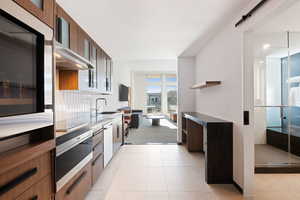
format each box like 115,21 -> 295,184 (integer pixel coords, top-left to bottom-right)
96,97 -> 107,115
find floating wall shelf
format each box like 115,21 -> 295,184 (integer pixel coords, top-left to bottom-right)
191,81 -> 221,89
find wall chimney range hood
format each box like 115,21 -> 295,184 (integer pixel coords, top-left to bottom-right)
55,42 -> 94,70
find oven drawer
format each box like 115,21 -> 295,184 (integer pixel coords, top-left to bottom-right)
92,138 -> 104,159
0,152 -> 51,200
92,131 -> 103,148
92,154 -> 104,185
15,175 -> 51,200
56,162 -> 92,200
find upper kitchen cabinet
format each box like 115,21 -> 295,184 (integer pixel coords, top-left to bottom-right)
106,56 -> 113,93
13,0 -> 55,28
77,27 -> 91,59
96,48 -> 112,94
89,43 -> 97,89
96,48 -> 106,92
56,4 -> 78,52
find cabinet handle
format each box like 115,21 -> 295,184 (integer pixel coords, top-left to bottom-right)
93,140 -> 103,151
117,126 -> 119,138
30,195 -> 38,200
66,171 -> 87,195
0,168 -> 37,196
92,154 -> 102,166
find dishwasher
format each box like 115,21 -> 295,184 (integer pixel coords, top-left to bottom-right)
103,122 -> 113,167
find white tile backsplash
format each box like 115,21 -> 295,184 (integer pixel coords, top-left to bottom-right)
55,89 -> 128,130
55,90 -> 91,130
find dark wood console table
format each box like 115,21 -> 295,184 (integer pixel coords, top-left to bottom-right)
182,112 -> 233,184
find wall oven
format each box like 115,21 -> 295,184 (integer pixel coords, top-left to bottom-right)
0,1 -> 53,139
56,127 -> 93,191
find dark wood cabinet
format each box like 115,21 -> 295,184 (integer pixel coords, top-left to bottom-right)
56,4 -> 78,52
54,3 -> 113,93
185,119 -> 203,152
15,175 -> 52,200
92,154 -> 104,185
0,138 -> 54,200
89,43 -> 97,88
91,132 -> 104,185
56,162 -> 92,200
77,28 -> 85,57
96,49 -> 110,93
13,0 -> 55,28
106,57 -> 113,93
182,112 -> 233,184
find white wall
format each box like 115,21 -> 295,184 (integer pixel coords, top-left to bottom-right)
113,59 -> 177,110
194,23 -> 245,189
177,57 -> 196,143
132,72 -> 147,111
184,0 -> 297,197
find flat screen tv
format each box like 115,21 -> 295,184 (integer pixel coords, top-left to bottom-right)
119,84 -> 129,101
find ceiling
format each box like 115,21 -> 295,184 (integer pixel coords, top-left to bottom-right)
57,0 -> 250,60
255,0 -> 300,33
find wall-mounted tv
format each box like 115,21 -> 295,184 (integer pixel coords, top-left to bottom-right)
119,84 -> 129,101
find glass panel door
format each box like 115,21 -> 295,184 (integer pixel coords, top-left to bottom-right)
287,32 -> 300,163
252,32 -> 293,167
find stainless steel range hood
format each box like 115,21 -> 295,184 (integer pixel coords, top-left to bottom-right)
55,42 -> 94,70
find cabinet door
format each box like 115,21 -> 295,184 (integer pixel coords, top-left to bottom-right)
105,55 -> 112,93
14,0 -> 54,28
56,16 -> 70,48
92,154 -> 104,185
96,49 -> 107,92
56,163 -> 92,200
15,175 -> 52,200
77,28 -> 86,58
108,58 -> 113,92
56,5 -> 78,52
89,44 -> 97,88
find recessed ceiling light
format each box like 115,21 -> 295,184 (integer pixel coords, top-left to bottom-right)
76,64 -> 83,69
54,53 -> 61,58
263,43 -> 271,50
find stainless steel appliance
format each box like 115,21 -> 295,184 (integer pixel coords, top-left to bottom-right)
0,1 -> 53,139
56,126 -> 93,191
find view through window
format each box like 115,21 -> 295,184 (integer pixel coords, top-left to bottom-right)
145,74 -> 177,117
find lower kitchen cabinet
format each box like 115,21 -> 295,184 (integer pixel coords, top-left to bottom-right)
15,175 -> 52,200
0,151 -> 52,200
91,154 -> 104,185
56,162 -> 92,200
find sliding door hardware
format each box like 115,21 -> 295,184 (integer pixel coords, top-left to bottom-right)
235,0 -> 269,27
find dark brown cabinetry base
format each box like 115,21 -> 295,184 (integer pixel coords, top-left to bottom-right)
183,119 -> 203,152
182,112 -> 233,184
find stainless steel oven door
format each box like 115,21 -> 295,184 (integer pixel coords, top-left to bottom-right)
0,0 -> 54,139
56,130 -> 93,191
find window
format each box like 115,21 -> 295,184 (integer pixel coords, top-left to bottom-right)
166,85 -> 177,113
146,85 -> 162,113
166,74 -> 177,83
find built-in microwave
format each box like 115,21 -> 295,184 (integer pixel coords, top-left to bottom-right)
0,1 -> 54,139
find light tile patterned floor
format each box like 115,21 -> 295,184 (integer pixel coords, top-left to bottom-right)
86,145 -> 300,200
